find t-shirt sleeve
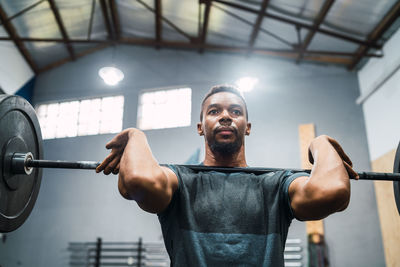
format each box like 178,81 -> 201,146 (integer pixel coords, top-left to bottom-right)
157,164 -> 180,221
281,171 -> 309,221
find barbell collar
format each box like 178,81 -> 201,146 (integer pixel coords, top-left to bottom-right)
11,152 -> 34,175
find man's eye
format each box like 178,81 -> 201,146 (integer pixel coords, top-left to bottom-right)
208,109 -> 218,114
232,110 -> 241,115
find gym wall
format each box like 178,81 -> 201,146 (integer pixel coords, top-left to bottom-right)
0,46 -> 385,266
357,26 -> 400,267
0,41 -> 34,95
357,27 -> 400,161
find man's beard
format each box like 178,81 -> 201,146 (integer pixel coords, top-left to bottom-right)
208,129 -> 242,156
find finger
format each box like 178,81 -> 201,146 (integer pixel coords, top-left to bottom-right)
106,138 -> 121,149
106,129 -> 130,149
105,133 -> 124,149
327,137 -> 353,167
343,161 -> 359,180
96,151 -> 118,173
96,159 -> 109,173
96,153 -> 115,172
104,155 -> 121,175
106,139 -> 128,150
112,163 -> 121,175
112,166 -> 120,175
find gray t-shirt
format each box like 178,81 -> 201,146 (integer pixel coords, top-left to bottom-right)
158,165 -> 305,267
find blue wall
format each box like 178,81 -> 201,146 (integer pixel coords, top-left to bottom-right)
15,76 -> 36,103
0,45 -> 385,267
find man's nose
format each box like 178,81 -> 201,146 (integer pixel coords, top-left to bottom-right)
219,110 -> 232,124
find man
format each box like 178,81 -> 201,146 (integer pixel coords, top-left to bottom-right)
96,85 -> 358,266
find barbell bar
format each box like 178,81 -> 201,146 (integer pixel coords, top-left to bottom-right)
9,152 -> 400,182
1,94 -> 399,234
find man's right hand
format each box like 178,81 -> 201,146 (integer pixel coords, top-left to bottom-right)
96,128 -> 136,175
308,135 -> 359,180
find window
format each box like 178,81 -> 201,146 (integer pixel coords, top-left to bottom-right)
137,87 -> 191,130
36,96 -> 124,139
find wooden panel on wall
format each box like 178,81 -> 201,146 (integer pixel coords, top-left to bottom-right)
372,149 -> 400,267
298,124 -> 324,240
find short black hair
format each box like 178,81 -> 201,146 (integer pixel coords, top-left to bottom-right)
200,84 -> 248,121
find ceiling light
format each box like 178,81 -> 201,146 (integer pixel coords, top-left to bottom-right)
235,77 -> 258,93
98,66 -> 124,86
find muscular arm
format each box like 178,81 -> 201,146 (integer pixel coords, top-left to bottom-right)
289,135 -> 357,220
98,128 -> 178,214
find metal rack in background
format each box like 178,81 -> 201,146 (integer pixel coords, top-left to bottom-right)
284,238 -> 304,267
68,237 -> 303,267
68,237 -> 170,267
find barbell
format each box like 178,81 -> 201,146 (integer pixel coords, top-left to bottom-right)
1,94 -> 399,233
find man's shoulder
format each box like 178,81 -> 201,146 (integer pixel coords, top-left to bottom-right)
164,164 -> 198,174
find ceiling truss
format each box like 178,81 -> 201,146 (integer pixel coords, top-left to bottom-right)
0,3 -> 39,73
0,0 -> 398,73
48,0 -> 75,60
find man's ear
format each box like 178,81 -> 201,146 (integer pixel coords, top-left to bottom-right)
197,122 -> 204,136
245,122 -> 251,136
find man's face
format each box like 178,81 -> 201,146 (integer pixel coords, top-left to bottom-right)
197,92 -> 251,155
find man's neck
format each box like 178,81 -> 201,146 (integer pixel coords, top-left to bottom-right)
202,145 -> 247,167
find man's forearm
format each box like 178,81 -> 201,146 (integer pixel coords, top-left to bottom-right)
304,138 -> 351,215
119,129 -> 162,184
309,141 -> 350,188
118,129 -> 170,211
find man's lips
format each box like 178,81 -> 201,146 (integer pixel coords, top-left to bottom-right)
218,130 -> 233,135
215,127 -> 236,135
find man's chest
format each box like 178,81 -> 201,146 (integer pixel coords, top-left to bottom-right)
177,174 -> 281,235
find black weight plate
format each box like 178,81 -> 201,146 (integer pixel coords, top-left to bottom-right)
394,142 -> 400,215
0,94 -> 43,232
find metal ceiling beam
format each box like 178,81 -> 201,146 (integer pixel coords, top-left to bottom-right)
99,0 -> 113,40
295,25 -> 301,47
248,0 -> 270,49
48,0 -> 75,60
297,0 -> 335,63
257,0 -> 361,37
155,0 -> 162,45
213,4 -> 292,48
211,0 -> 381,49
348,1 -> 400,70
0,0 -> 46,27
109,0 -> 120,40
199,0 -> 212,52
1,35 -> 385,72
137,0 -> 193,41
198,2 -> 202,40
0,37 -> 382,59
87,0 -> 96,39
127,40 -> 353,64
35,38 -> 354,67
0,4 -> 38,73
